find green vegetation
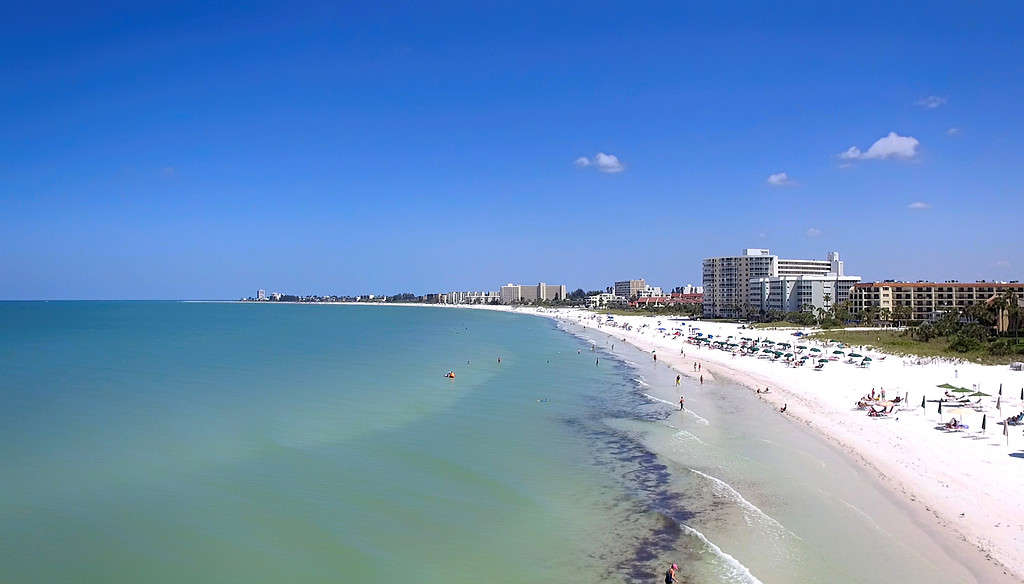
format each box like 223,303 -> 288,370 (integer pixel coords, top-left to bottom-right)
596,304 -> 702,317
806,329 -> 1022,365
806,290 -> 1024,365
751,321 -> 806,329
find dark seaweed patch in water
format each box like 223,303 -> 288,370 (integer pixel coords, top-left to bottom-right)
557,345 -> 701,583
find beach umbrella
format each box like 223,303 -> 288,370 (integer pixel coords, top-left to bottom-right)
849,353 -> 863,358
970,391 -> 990,397
921,395 -> 926,409
951,388 -> 972,394
998,384 -> 1002,396
810,348 -> 821,353
832,350 -> 844,355
784,352 -> 793,357
861,357 -> 872,362
937,383 -> 958,389
797,345 -> 807,349
817,358 -> 828,363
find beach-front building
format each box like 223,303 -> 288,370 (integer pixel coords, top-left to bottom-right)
629,292 -> 704,308
673,284 -> 704,294
703,249 -> 850,318
850,281 -> 1024,322
499,282 -> 567,304
749,274 -> 861,314
442,291 -> 501,304
587,293 -> 627,308
613,279 -> 647,299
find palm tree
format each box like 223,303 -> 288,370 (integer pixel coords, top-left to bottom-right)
1001,290 -> 1020,339
879,307 -> 892,327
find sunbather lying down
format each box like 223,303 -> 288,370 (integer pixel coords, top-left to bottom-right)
944,418 -> 968,430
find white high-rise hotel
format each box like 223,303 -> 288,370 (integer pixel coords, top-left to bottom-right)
702,249 -> 861,318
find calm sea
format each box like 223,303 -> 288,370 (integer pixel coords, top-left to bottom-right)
0,302 -> 989,583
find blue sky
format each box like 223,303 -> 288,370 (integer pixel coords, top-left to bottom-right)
2,2 -> 1022,299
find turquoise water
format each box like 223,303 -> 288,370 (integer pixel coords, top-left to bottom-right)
0,303 -> 996,583
0,303 -> 661,583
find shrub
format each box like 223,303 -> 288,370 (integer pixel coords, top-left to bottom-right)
948,335 -> 982,353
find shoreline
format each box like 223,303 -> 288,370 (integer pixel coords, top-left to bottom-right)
464,304 -> 1023,583
210,300 -> 1023,581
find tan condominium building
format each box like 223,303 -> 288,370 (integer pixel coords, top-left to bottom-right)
499,282 -> 567,304
703,249 -> 848,318
614,279 -> 647,298
850,281 -> 1024,322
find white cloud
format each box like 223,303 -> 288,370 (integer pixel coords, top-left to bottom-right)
766,172 -> 796,186
576,152 -> 624,173
907,201 -> 931,210
946,127 -> 960,136
838,132 -> 919,160
593,152 -> 624,173
806,227 -> 822,238
916,96 -> 947,109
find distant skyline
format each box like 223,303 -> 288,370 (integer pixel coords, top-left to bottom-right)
2,3 -> 1022,300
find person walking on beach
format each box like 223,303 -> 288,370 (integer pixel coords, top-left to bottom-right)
679,396 -> 685,411
780,403 -> 788,413
665,563 -> 678,583
675,375 -> 681,386
699,375 -> 703,385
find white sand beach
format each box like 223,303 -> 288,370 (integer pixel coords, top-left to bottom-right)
463,305 -> 1024,581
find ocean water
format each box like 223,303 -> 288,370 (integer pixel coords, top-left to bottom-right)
0,303 -> 990,583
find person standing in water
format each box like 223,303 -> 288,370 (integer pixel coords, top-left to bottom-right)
595,358 -> 599,366
699,375 -> 703,385
679,396 -> 685,410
